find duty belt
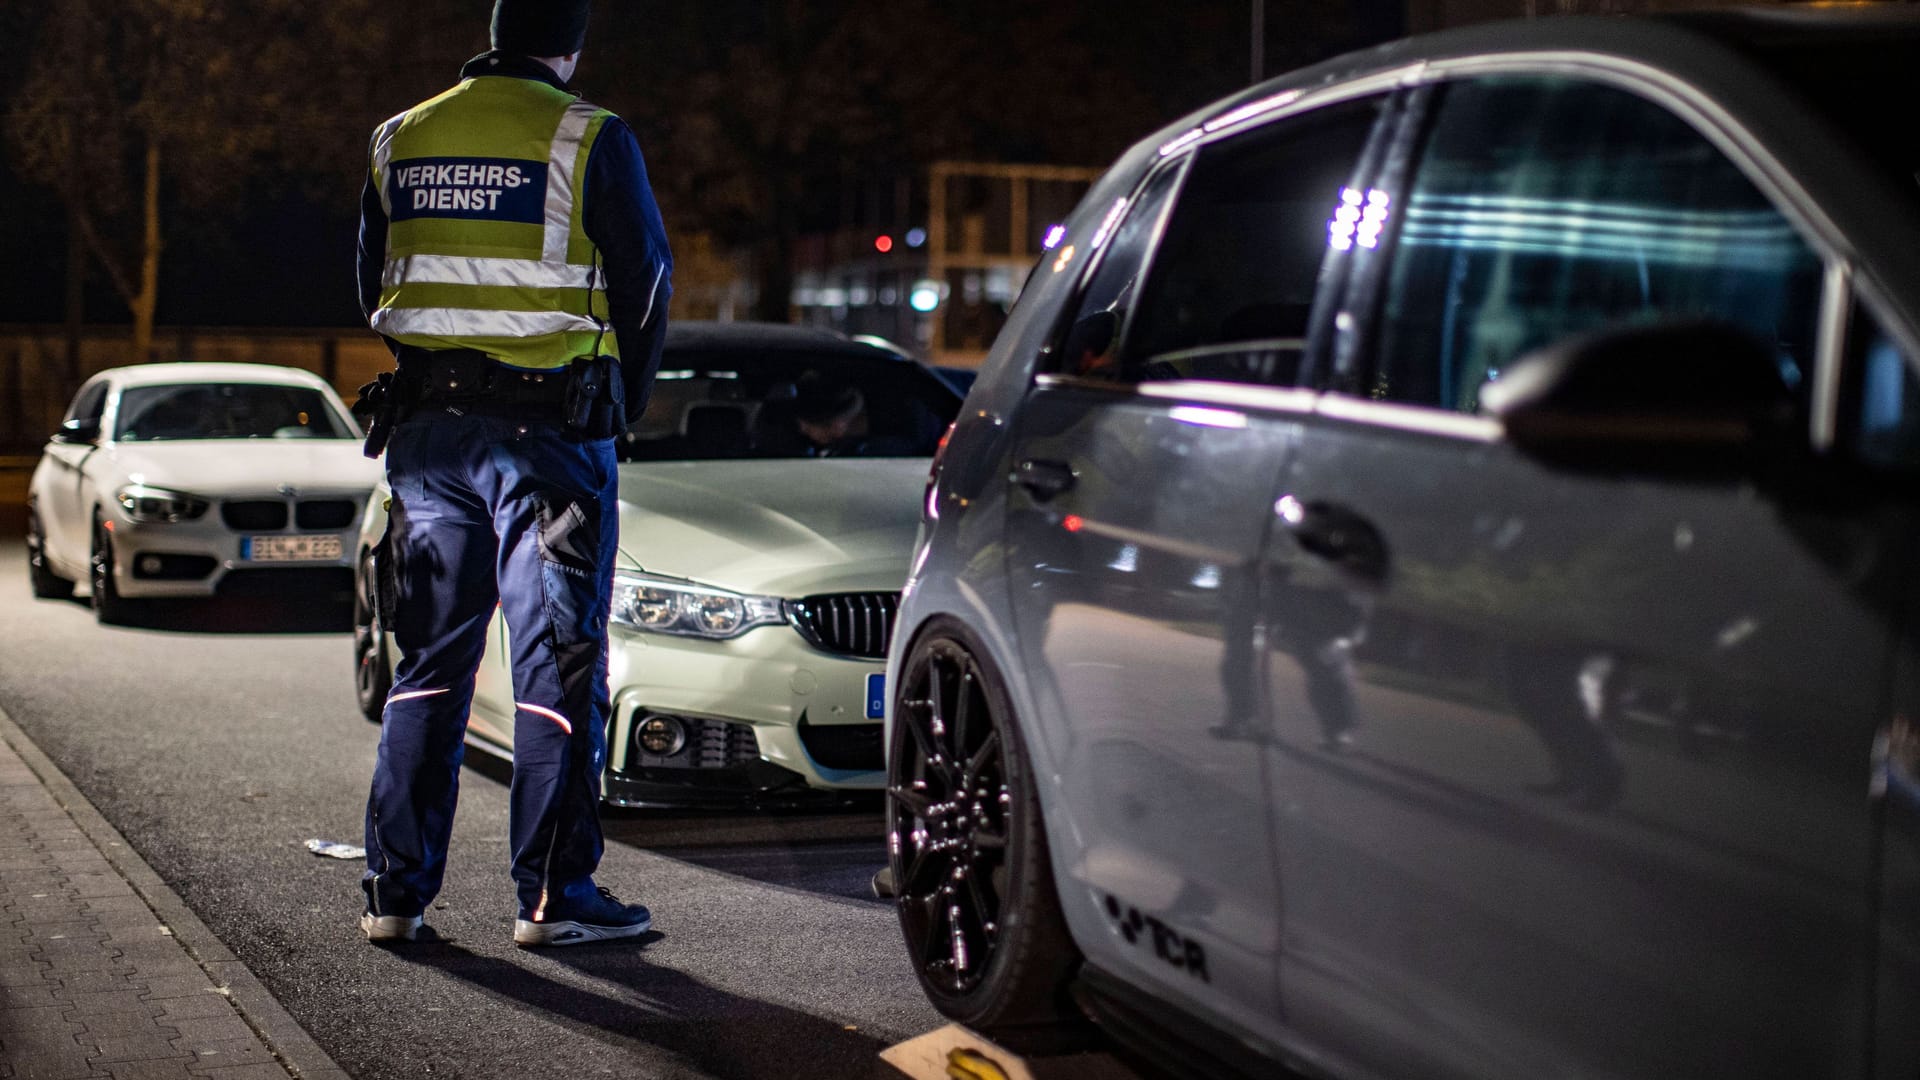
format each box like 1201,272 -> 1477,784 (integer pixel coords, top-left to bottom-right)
405,348 -> 571,409
358,348 -> 618,458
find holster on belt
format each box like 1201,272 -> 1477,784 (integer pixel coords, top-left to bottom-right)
353,371 -> 404,460
565,354 -> 620,437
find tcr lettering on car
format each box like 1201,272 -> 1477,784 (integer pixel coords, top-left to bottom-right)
1104,894 -> 1209,983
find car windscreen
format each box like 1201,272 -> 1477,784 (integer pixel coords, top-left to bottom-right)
114,383 -> 353,442
1741,34 -> 1920,209
616,349 -> 961,462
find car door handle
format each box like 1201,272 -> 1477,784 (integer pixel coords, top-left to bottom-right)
1015,459 -> 1077,500
1277,495 -> 1388,581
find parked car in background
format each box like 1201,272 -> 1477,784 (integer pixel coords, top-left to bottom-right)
354,322 -> 962,806
885,10 -> 1920,1079
26,363 -> 377,624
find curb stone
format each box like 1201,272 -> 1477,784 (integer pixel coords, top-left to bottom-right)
0,700 -> 349,1080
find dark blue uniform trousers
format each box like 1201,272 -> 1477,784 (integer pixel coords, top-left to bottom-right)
364,409 -> 618,921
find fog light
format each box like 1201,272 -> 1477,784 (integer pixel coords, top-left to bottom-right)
637,715 -> 686,757
140,555 -> 163,575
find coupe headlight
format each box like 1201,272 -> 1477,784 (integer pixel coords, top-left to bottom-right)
611,571 -> 785,640
116,485 -> 210,523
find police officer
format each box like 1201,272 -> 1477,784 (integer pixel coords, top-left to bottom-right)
353,0 -> 671,947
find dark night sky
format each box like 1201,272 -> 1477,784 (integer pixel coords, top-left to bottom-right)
0,1 -> 1405,330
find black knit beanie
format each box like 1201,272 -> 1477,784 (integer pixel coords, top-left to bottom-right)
491,0 -> 591,57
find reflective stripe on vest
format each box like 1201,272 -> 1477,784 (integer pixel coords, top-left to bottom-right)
369,80 -> 616,369
542,103 -> 597,264
381,255 -> 597,291
371,308 -> 601,339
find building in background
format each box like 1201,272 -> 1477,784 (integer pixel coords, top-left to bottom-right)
793,162 -> 1101,368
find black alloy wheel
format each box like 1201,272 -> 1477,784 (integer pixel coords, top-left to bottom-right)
89,512 -> 134,625
26,503 -> 74,600
887,619 -> 1081,1034
353,547 -> 392,724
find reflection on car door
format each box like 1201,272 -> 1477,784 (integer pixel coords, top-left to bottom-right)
1263,74 -> 1900,1078
1002,95 -> 1389,1044
1836,301 -> 1920,1077
1007,389 -> 1298,1040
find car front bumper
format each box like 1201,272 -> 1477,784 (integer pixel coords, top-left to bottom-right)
104,503 -> 364,601
602,622 -> 887,807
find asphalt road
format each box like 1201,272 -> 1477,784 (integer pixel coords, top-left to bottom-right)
0,539 -> 940,1080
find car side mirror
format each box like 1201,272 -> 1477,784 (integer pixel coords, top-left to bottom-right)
1478,320 -> 1800,475
53,417 -> 101,445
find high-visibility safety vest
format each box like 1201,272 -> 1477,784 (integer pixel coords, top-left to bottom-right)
368,76 -> 620,369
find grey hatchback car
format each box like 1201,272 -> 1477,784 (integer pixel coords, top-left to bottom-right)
884,10 -> 1920,1080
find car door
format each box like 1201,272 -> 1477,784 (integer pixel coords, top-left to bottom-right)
1839,297 -> 1920,1080
1263,73 -> 1904,1079
1000,93 -> 1391,1046
469,608 -> 516,748
42,379 -> 110,570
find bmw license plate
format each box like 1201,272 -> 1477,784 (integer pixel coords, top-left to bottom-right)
866,673 -> 886,719
245,535 -> 342,562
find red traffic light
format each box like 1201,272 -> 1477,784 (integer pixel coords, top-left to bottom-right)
874,235 -> 894,254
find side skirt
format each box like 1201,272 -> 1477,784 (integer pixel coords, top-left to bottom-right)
1071,964 -> 1312,1080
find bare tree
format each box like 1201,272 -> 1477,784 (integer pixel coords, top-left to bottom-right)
5,0 -> 385,376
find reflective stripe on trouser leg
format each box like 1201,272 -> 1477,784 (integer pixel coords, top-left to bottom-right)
485,430 -> 618,919
362,417 -> 500,918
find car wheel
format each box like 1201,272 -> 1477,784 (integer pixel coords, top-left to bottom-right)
89,513 -> 135,626
26,503 -> 74,601
352,547 -> 392,724
887,618 -> 1082,1036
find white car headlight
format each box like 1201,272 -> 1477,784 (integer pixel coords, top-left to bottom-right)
611,571 -> 785,640
116,485 -> 210,523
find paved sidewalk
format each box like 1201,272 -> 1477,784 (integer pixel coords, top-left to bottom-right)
0,705 -> 347,1080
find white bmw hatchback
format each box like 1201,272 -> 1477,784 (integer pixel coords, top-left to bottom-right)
26,362 -> 380,623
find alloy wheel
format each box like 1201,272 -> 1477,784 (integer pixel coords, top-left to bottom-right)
89,514 -> 130,625
888,639 -> 1011,995
90,520 -> 111,604
25,507 -> 43,569
25,505 -> 74,600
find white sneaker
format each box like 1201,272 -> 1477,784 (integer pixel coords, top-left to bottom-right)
360,912 -> 424,943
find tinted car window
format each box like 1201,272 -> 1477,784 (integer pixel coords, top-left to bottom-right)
1372,76 -> 1823,414
618,350 -> 960,461
115,383 -> 352,441
1848,302 -> 1920,470
1122,96 -> 1386,386
1048,165 -> 1186,381
934,365 -> 978,396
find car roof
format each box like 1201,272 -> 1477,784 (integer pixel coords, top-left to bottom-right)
1127,8 -> 1920,170
94,362 -> 335,391
664,320 -> 908,361
1090,7 -> 1920,341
